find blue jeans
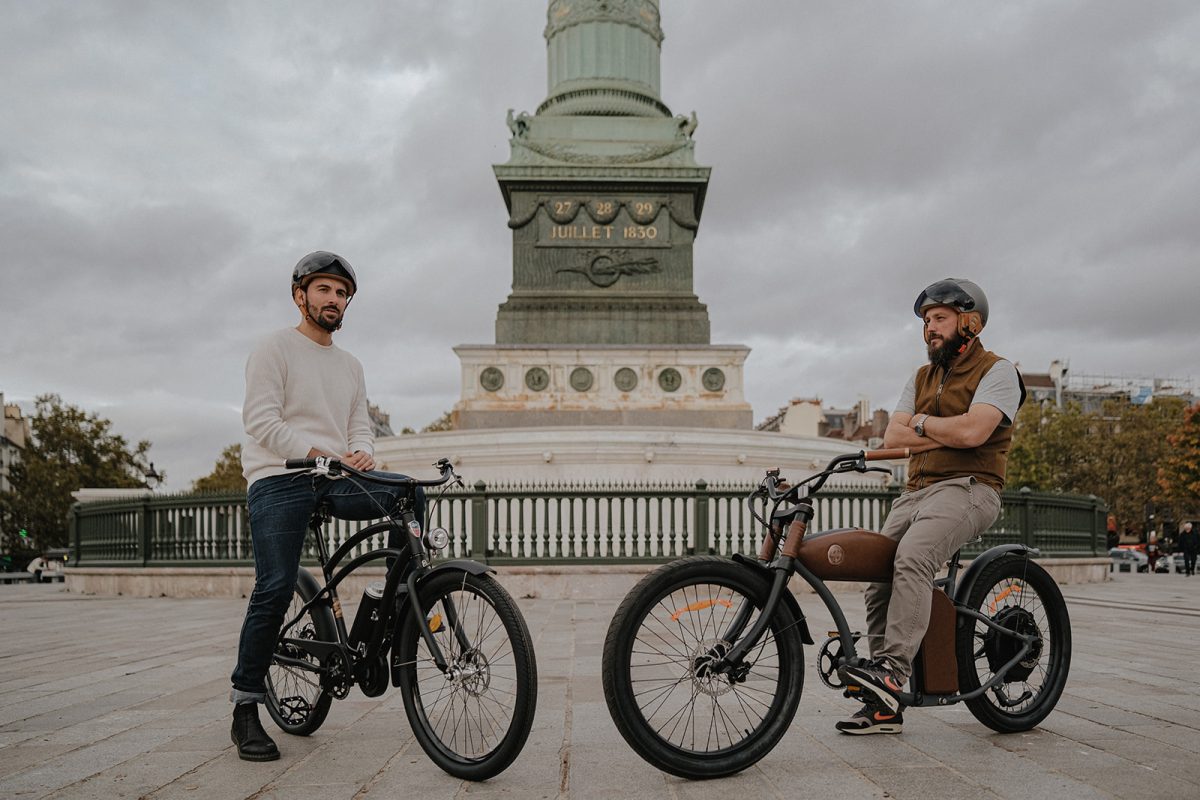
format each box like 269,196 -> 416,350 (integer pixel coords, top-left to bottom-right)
230,471 -> 426,703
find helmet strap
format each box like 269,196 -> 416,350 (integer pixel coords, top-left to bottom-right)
957,311 -> 983,346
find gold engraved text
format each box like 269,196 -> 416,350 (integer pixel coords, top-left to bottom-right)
549,225 -> 614,240
623,225 -> 658,240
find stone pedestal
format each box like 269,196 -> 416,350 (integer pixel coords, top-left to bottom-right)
453,344 -> 751,429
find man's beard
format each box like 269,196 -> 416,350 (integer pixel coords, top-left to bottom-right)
306,301 -> 343,333
927,331 -> 966,369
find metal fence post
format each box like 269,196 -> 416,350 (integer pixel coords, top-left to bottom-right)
1019,486 -> 1034,550
471,480 -> 489,563
70,503 -> 81,566
1089,495 -> 1101,556
693,479 -> 710,555
140,497 -> 153,566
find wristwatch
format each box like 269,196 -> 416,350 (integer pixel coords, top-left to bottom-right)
914,414 -> 929,437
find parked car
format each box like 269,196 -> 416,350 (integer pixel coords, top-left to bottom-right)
1109,547 -> 1149,573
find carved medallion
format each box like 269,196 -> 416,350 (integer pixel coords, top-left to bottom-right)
658,368 -> 682,393
702,368 -> 726,392
827,544 -> 845,566
570,367 -> 594,392
614,367 -> 638,392
479,367 -> 504,392
525,367 -> 550,392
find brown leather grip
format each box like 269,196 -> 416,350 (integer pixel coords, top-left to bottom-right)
780,519 -> 808,559
759,523 -> 782,561
864,448 -> 911,461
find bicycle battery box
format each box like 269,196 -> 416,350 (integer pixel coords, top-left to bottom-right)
795,528 -> 896,582
913,588 -> 958,695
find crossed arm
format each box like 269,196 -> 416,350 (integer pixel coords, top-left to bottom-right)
883,404 -> 1004,454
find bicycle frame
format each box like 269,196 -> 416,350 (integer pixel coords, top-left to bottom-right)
273,464 -> 469,688
708,449 -> 1044,709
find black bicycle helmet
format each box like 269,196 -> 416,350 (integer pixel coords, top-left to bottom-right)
914,278 -> 988,339
291,251 -> 357,296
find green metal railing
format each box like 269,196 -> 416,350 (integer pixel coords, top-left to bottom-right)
70,482 -> 1105,568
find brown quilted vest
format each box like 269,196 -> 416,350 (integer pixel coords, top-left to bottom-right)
907,338 -> 1019,493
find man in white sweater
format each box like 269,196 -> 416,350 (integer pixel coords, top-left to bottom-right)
230,252 -> 424,761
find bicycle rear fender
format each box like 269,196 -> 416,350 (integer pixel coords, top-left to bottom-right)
730,554 -> 815,645
952,544 -> 1038,607
296,567 -> 325,605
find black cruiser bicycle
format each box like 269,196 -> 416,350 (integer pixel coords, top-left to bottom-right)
602,448 -> 1072,779
264,457 -> 537,781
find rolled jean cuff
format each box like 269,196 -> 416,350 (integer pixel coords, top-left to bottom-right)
230,688 -> 266,705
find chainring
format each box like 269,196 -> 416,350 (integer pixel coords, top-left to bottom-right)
321,649 -> 352,699
817,636 -> 846,689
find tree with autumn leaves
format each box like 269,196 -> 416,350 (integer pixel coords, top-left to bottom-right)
1157,403 -> 1200,518
1008,396 -> 1197,536
0,395 -> 158,553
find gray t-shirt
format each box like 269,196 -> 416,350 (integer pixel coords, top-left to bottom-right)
894,360 -> 1021,425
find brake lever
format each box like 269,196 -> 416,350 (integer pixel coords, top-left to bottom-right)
312,456 -> 344,478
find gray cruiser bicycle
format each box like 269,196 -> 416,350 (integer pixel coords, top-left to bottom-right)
263,457 -> 537,781
602,448 -> 1072,779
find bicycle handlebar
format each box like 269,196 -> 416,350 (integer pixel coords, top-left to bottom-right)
284,456 -> 459,488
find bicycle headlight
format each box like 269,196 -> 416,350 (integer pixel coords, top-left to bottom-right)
424,527 -> 450,551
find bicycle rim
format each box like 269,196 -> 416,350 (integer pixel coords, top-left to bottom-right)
404,575 -> 527,764
629,579 -> 788,755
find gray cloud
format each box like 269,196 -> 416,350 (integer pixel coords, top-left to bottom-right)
3,1 -> 1199,489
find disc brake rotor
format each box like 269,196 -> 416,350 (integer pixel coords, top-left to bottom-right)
447,649 -> 492,697
690,639 -> 735,697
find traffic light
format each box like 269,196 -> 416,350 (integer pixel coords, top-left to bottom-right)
18,529 -> 28,539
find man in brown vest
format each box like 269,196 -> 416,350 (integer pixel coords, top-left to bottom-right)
837,278 -> 1024,734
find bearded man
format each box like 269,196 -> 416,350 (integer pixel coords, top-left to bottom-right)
836,278 -> 1025,735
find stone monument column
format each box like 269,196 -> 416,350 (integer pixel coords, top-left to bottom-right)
454,0 -> 752,430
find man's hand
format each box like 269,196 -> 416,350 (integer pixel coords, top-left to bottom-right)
343,450 -> 375,471
883,412 -> 943,454
917,404 -> 1004,448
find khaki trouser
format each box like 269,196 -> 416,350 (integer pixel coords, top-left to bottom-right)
864,476 -> 1002,681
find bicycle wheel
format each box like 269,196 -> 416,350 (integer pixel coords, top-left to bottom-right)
956,554 -> 1071,732
602,556 -> 805,780
395,570 -> 537,781
265,571 -> 335,735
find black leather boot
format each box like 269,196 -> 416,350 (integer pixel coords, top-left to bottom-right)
231,702 -> 280,761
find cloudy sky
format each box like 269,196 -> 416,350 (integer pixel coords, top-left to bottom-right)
3,1 -> 1199,490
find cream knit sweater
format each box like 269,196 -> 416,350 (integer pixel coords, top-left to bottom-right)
241,328 -> 373,487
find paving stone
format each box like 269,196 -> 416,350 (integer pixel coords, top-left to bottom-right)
1,574 -> 1199,798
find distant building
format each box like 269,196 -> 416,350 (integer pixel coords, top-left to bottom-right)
1021,360 -> 1197,413
367,402 -> 394,439
758,397 -> 889,447
1,393 -> 32,495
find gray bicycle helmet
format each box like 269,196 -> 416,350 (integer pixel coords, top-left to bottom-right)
291,251 -> 357,296
914,278 -> 988,338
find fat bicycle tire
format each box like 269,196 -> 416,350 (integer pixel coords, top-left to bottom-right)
395,570 -> 537,781
955,554 -> 1071,732
602,556 -> 805,779
265,570 -> 336,735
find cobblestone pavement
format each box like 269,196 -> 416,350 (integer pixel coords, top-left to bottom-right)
1,570 -> 1198,799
